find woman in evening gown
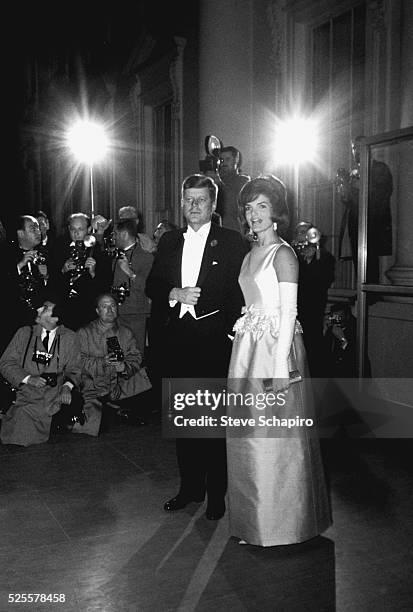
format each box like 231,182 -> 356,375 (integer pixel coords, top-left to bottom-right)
227,175 -> 331,546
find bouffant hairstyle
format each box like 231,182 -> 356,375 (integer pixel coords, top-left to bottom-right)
238,174 -> 289,235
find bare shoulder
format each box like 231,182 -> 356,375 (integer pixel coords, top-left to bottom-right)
273,243 -> 298,282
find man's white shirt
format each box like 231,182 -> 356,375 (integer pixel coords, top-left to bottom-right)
172,222 -> 211,319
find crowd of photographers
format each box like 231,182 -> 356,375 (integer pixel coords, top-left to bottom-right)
0,205 -> 160,445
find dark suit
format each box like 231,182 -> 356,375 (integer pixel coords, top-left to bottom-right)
49,236 -> 112,330
1,241 -> 50,350
146,223 -> 248,504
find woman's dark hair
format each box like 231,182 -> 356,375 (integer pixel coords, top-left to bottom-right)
238,174 -> 289,234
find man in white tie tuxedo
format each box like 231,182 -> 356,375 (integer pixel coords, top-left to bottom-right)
0,297 -> 81,446
146,174 -> 248,520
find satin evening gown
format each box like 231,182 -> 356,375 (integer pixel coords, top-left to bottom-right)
227,241 -> 331,546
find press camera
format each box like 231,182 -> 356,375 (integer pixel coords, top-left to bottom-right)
199,134 -> 223,173
110,283 -> 130,305
32,349 -> 53,366
40,373 -> 58,387
69,235 -> 96,274
106,336 -> 124,361
32,250 -> 47,266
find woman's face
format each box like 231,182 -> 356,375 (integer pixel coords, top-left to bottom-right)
244,194 -> 274,234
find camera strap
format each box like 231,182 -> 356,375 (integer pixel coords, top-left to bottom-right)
22,327 -> 34,370
32,332 -> 60,373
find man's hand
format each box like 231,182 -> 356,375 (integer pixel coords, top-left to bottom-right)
169,287 -> 201,305
60,384 -> 72,405
27,375 -> 47,388
85,257 -> 96,278
138,233 -> 156,254
91,215 -> 112,235
38,264 -> 48,279
105,355 -> 126,372
62,259 -> 76,274
117,256 -> 133,277
17,250 -> 36,272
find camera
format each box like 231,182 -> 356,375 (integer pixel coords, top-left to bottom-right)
111,283 -> 130,305
41,373 -> 58,387
32,250 -> 46,266
69,235 -> 96,274
69,240 -> 88,273
199,134 -> 222,174
106,336 -> 124,361
32,350 -> 53,366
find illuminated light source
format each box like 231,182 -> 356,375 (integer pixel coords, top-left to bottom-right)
66,120 -> 108,165
273,117 -> 318,166
66,120 -> 109,218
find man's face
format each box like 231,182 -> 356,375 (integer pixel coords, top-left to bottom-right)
294,223 -> 312,244
69,218 -> 88,242
113,228 -> 128,249
182,187 -> 216,230
36,301 -> 59,330
218,151 -> 237,178
96,295 -> 118,324
19,217 -> 41,249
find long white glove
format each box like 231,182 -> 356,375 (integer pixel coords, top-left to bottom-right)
274,282 -> 298,381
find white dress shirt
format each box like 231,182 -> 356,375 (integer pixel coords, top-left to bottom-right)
41,327 -> 57,351
178,222 -> 211,319
22,327 -> 70,386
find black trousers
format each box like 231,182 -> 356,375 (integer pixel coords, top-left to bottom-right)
176,438 -> 227,503
164,312 -> 231,504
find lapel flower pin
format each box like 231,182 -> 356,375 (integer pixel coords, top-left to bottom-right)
210,239 -> 218,247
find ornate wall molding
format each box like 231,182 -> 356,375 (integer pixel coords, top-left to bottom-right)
267,0 -> 286,77
170,37 -> 186,117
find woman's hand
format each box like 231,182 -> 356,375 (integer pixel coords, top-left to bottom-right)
272,360 -> 290,393
272,377 -> 290,393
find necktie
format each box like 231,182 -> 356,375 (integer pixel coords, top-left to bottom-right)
43,331 -> 50,351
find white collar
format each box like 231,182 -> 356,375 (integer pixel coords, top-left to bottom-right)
41,327 -> 58,337
185,222 -> 211,240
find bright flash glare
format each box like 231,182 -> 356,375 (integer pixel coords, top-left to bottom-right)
66,121 -> 109,164
273,118 -> 318,165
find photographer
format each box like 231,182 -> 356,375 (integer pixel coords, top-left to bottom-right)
336,136 -> 393,282
75,294 -> 151,433
203,146 -> 249,232
292,221 -> 335,376
49,213 -> 112,329
1,215 -> 50,352
0,297 -> 81,447
111,218 -> 154,353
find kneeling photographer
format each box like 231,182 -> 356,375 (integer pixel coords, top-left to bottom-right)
75,294 -> 152,434
0,296 -> 82,446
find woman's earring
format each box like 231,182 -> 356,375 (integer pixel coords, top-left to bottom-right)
273,222 -> 278,231
248,228 -> 258,242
